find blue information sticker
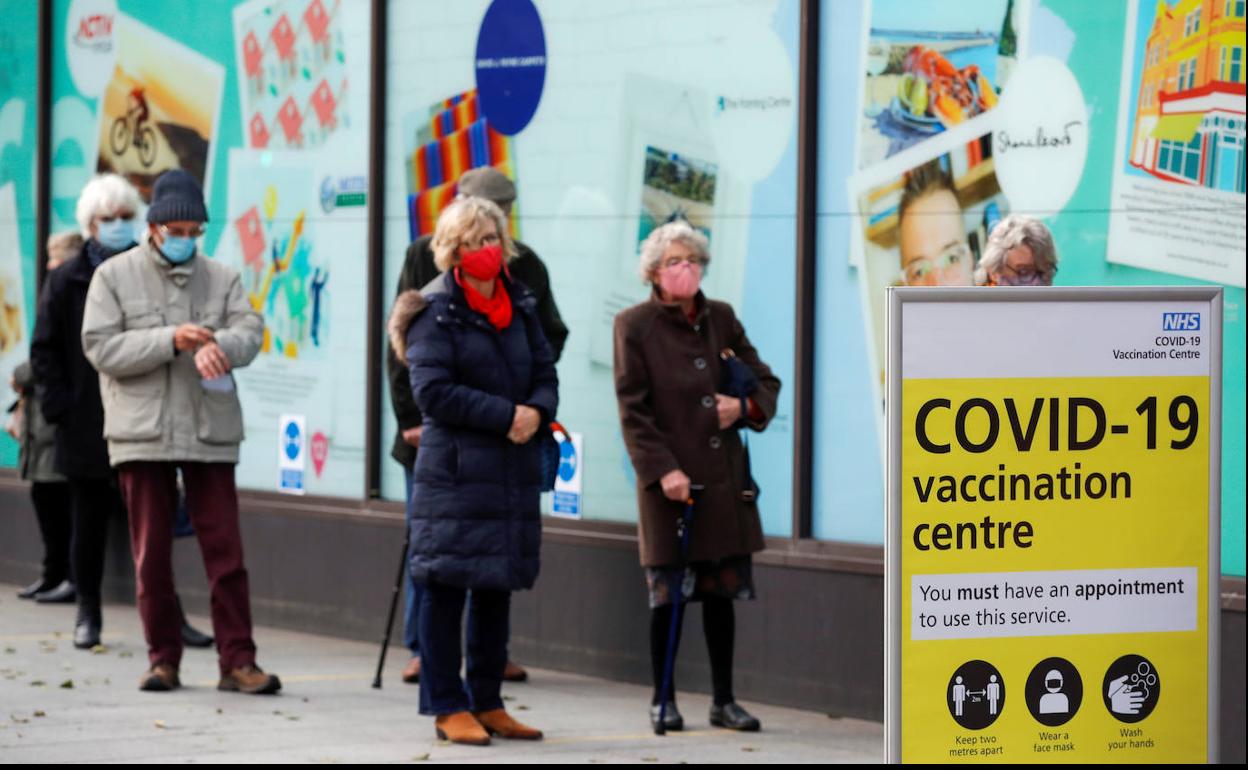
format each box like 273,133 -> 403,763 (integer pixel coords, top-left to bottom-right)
475,0 -> 546,136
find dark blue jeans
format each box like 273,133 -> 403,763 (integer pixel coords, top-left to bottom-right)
418,581 -> 511,715
403,467 -> 422,655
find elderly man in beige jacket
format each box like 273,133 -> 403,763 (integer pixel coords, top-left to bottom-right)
81,169 -> 280,695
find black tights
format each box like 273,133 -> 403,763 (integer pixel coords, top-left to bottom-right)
649,597 -> 735,706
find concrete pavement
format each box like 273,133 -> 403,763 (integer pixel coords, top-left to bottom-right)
0,584 -> 883,763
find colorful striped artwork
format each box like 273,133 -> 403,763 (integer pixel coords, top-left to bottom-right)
405,89 -> 518,241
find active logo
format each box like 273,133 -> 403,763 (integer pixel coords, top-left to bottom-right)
72,12 -> 113,52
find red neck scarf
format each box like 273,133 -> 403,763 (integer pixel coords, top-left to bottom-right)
455,268 -> 512,330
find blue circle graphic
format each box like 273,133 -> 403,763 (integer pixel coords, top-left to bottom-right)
557,439 -> 576,482
475,0 -> 546,136
283,421 -> 302,461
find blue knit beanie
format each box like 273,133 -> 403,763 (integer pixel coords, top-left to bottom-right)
146,169 -> 208,224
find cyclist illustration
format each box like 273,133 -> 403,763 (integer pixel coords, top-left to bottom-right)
109,86 -> 158,167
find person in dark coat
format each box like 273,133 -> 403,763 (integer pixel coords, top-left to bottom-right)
10,233 -> 79,602
386,166 -> 565,686
613,220 -> 781,733
388,196 -> 557,746
29,173 -> 209,650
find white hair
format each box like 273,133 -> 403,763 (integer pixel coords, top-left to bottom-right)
75,174 -> 142,238
638,220 -> 710,284
976,215 -> 1058,285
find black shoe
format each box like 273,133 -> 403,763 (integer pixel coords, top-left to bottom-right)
34,580 -> 76,604
709,702 -> 761,731
17,578 -> 56,599
181,619 -> 214,648
649,701 -> 684,732
73,605 -> 102,650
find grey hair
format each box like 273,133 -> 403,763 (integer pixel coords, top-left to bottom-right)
430,196 -> 516,273
976,215 -> 1058,285
75,173 -> 142,238
638,220 -> 710,283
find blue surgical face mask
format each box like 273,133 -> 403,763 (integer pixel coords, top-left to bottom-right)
96,218 -> 135,251
159,235 -> 197,264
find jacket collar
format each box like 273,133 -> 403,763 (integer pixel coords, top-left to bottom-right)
650,287 -> 708,325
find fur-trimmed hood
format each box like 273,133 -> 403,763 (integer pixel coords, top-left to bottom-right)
387,289 -> 428,363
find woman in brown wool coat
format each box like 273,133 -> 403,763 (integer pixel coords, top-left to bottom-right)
612,220 -> 781,734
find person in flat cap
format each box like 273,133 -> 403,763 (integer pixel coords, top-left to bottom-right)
385,166 -> 567,687
81,168 -> 280,695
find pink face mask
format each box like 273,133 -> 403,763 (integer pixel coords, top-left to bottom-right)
658,261 -> 702,300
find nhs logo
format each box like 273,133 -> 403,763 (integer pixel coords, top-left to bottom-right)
1162,312 -> 1201,331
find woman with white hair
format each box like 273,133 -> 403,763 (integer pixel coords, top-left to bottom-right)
975,214 -> 1059,286
30,173 -> 209,650
612,220 -> 781,733
386,196 -> 557,746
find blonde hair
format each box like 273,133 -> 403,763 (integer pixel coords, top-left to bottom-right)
430,196 -> 516,273
46,231 -> 85,268
75,173 -> 142,238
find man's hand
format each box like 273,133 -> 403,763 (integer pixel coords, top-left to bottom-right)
194,342 -> 231,380
507,405 -> 541,444
659,469 -> 691,502
402,426 -> 423,448
715,393 -> 742,430
174,323 -> 215,352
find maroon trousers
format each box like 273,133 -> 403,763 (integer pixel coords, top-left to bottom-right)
116,462 -> 256,674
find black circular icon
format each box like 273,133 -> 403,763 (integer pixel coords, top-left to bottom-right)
947,660 -> 1005,729
1102,654 -> 1160,723
1025,657 -> 1083,726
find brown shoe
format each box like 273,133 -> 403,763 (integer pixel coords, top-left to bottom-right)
139,663 -> 180,692
217,663 -> 282,694
435,711 -> 490,746
474,708 -> 543,740
402,656 -> 421,684
503,660 -> 529,682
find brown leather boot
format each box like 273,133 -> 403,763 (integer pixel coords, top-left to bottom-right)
474,708 -> 543,740
402,656 -> 421,684
435,711 -> 490,745
502,660 -> 529,682
138,663 -> 180,692
217,663 -> 282,694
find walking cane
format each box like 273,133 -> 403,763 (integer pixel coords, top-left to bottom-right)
655,484 -> 702,735
371,530 -> 410,689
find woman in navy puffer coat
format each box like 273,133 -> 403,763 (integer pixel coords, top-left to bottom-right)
388,195 -> 557,746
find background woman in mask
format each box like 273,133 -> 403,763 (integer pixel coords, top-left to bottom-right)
975,215 -> 1059,287
31,172 -> 210,651
612,220 -> 781,733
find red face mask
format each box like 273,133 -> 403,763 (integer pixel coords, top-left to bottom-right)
459,242 -> 503,281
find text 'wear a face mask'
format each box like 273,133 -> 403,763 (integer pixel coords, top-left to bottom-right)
96,218 -> 135,251
459,242 -> 504,281
159,235 -> 197,264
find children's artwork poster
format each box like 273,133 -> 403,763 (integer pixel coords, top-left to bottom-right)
94,13 -> 224,201
0,183 -> 28,395
855,0 -> 1029,171
1106,0 -> 1246,287
233,0 -> 352,150
217,149 -> 366,495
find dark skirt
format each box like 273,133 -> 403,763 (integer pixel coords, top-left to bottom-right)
644,553 -> 756,609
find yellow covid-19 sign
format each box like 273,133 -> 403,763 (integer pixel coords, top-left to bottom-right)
886,291 -> 1221,764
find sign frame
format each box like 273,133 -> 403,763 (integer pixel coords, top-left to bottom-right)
885,286 -> 1222,763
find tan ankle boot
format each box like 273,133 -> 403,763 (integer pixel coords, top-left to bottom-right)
474,708 -> 543,740
435,711 -> 490,745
